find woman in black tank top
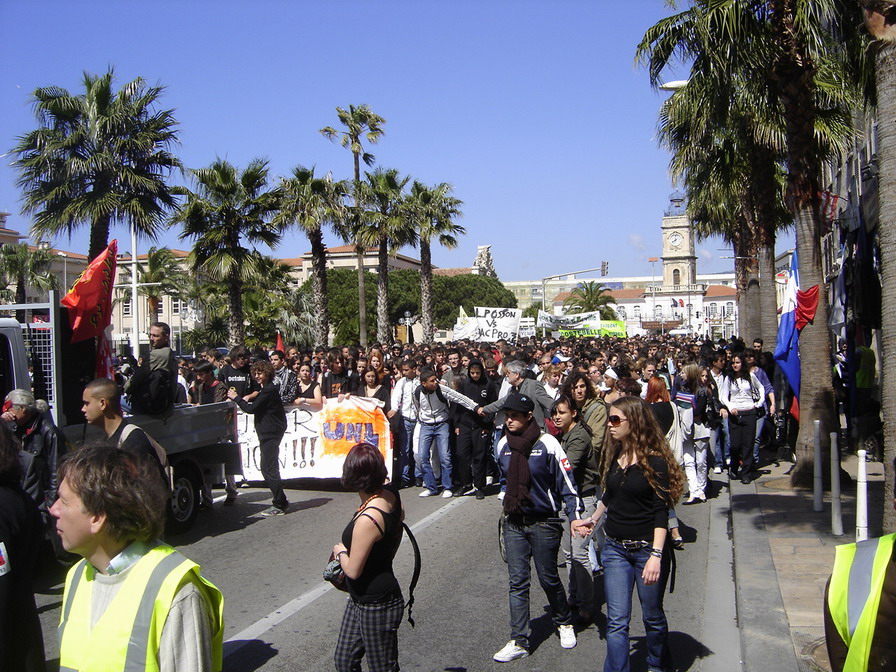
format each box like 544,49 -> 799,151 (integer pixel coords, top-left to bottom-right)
332,443 -> 404,672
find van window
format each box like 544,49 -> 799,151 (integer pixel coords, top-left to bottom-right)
0,334 -> 13,401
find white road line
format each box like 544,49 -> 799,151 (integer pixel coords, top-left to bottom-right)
223,495 -> 470,656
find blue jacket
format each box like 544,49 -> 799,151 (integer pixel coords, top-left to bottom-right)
497,431 -> 582,519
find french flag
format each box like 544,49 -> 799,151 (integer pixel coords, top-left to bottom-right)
774,250 -> 801,417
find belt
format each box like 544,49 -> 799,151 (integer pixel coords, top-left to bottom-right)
606,535 -> 651,551
505,513 -> 562,525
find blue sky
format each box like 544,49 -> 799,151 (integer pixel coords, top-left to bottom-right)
0,0 -> 786,282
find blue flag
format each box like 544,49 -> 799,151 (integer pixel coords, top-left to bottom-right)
773,250 -> 800,400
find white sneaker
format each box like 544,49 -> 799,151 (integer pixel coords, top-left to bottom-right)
418,489 -> 437,498
441,489 -> 453,498
558,624 -> 577,649
713,466 -> 722,474
497,490 -> 506,501
493,640 -> 528,662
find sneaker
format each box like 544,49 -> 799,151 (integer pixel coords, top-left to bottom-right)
475,489 -> 486,500
485,475 -> 494,486
441,489 -> 454,498
261,506 -> 286,517
497,490 -> 506,502
558,624 -> 577,649
415,477 -> 424,487
419,489 -> 438,498
493,641 -> 528,662
223,495 -> 237,506
713,465 -> 722,474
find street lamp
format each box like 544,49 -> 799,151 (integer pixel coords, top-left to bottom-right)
541,263 -> 608,312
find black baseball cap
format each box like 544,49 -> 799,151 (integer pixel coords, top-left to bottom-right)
504,394 -> 534,414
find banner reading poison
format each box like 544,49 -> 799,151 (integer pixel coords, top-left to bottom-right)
239,396 -> 392,481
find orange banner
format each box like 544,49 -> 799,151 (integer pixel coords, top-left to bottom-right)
318,397 -> 390,460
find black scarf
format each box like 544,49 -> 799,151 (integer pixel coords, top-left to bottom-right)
503,418 -> 541,515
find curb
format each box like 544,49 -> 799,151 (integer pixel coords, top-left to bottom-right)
730,477 -> 800,672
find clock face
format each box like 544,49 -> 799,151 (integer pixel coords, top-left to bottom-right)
669,232 -> 683,249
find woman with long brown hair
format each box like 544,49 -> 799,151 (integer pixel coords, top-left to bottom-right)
573,395 -> 684,672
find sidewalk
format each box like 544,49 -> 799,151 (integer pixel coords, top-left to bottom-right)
730,453 -> 887,672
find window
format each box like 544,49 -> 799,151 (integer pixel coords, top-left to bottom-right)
633,305 -> 641,319
673,269 -> 681,286
171,298 -> 186,315
726,302 -> 734,317
654,305 -> 664,319
123,300 -> 131,317
616,306 -> 626,320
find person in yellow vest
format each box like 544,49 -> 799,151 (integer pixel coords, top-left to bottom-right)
824,463 -> 896,671
49,444 -> 224,672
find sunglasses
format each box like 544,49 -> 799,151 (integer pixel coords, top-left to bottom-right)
607,415 -> 628,427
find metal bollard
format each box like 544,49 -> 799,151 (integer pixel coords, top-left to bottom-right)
814,420 -> 823,512
856,449 -> 868,542
830,432 -> 843,536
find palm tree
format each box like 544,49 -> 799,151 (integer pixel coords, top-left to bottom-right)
563,281 -> 616,320
404,181 -> 465,342
275,166 -> 348,347
0,243 -> 58,322
12,70 -> 181,261
171,158 -> 281,347
358,168 -> 412,345
118,246 -> 189,324
638,0 -> 871,486
861,1 -> 895,529
320,104 -> 386,347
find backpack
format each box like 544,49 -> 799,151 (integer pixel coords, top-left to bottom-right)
413,384 -> 447,412
129,367 -> 174,416
119,423 -> 174,491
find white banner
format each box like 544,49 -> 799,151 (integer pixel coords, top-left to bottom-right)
239,396 -> 392,481
453,306 -> 522,341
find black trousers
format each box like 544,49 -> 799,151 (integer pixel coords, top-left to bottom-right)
728,410 -> 757,475
259,433 -> 287,509
456,425 -> 490,490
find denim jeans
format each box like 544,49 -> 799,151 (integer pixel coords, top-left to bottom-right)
602,538 -> 672,672
400,418 -> 417,485
418,421 -> 452,492
714,418 -> 731,466
503,516 -> 572,649
753,414 -> 766,463
563,494 -> 597,610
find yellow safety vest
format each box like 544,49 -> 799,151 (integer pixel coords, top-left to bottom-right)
827,533 -> 896,672
58,544 -> 224,672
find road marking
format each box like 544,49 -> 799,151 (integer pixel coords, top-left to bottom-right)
223,495 -> 471,656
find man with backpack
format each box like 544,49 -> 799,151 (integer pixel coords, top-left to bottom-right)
82,378 -> 169,490
124,322 -> 178,415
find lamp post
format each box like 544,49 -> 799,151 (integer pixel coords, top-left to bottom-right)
57,252 -> 68,292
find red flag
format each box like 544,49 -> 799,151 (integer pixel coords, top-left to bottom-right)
276,331 -> 285,352
61,240 -> 118,343
795,285 -> 819,331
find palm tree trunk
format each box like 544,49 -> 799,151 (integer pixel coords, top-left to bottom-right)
355,245 -> 368,347
873,42 -> 896,532
89,213 -> 112,262
228,268 -> 245,347
148,296 -> 160,325
419,240 -> 434,343
309,227 -> 329,347
769,0 -> 836,488
376,241 -> 391,344
15,278 -> 26,324
758,233 -> 779,348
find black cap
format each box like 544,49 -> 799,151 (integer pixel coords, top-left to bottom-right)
504,393 -> 534,414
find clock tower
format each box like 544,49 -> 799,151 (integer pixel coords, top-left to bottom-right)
661,191 -> 696,287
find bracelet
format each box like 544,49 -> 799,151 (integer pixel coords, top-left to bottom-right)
649,548 -> 663,558
336,550 -> 348,561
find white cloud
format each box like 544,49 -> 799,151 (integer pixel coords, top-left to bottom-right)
628,234 -> 646,251
698,247 -> 713,261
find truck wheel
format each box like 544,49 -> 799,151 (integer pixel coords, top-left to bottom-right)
167,464 -> 200,534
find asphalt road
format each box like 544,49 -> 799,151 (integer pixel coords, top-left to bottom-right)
35,476 -> 741,672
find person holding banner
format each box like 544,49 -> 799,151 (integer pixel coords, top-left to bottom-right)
227,361 -> 288,516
